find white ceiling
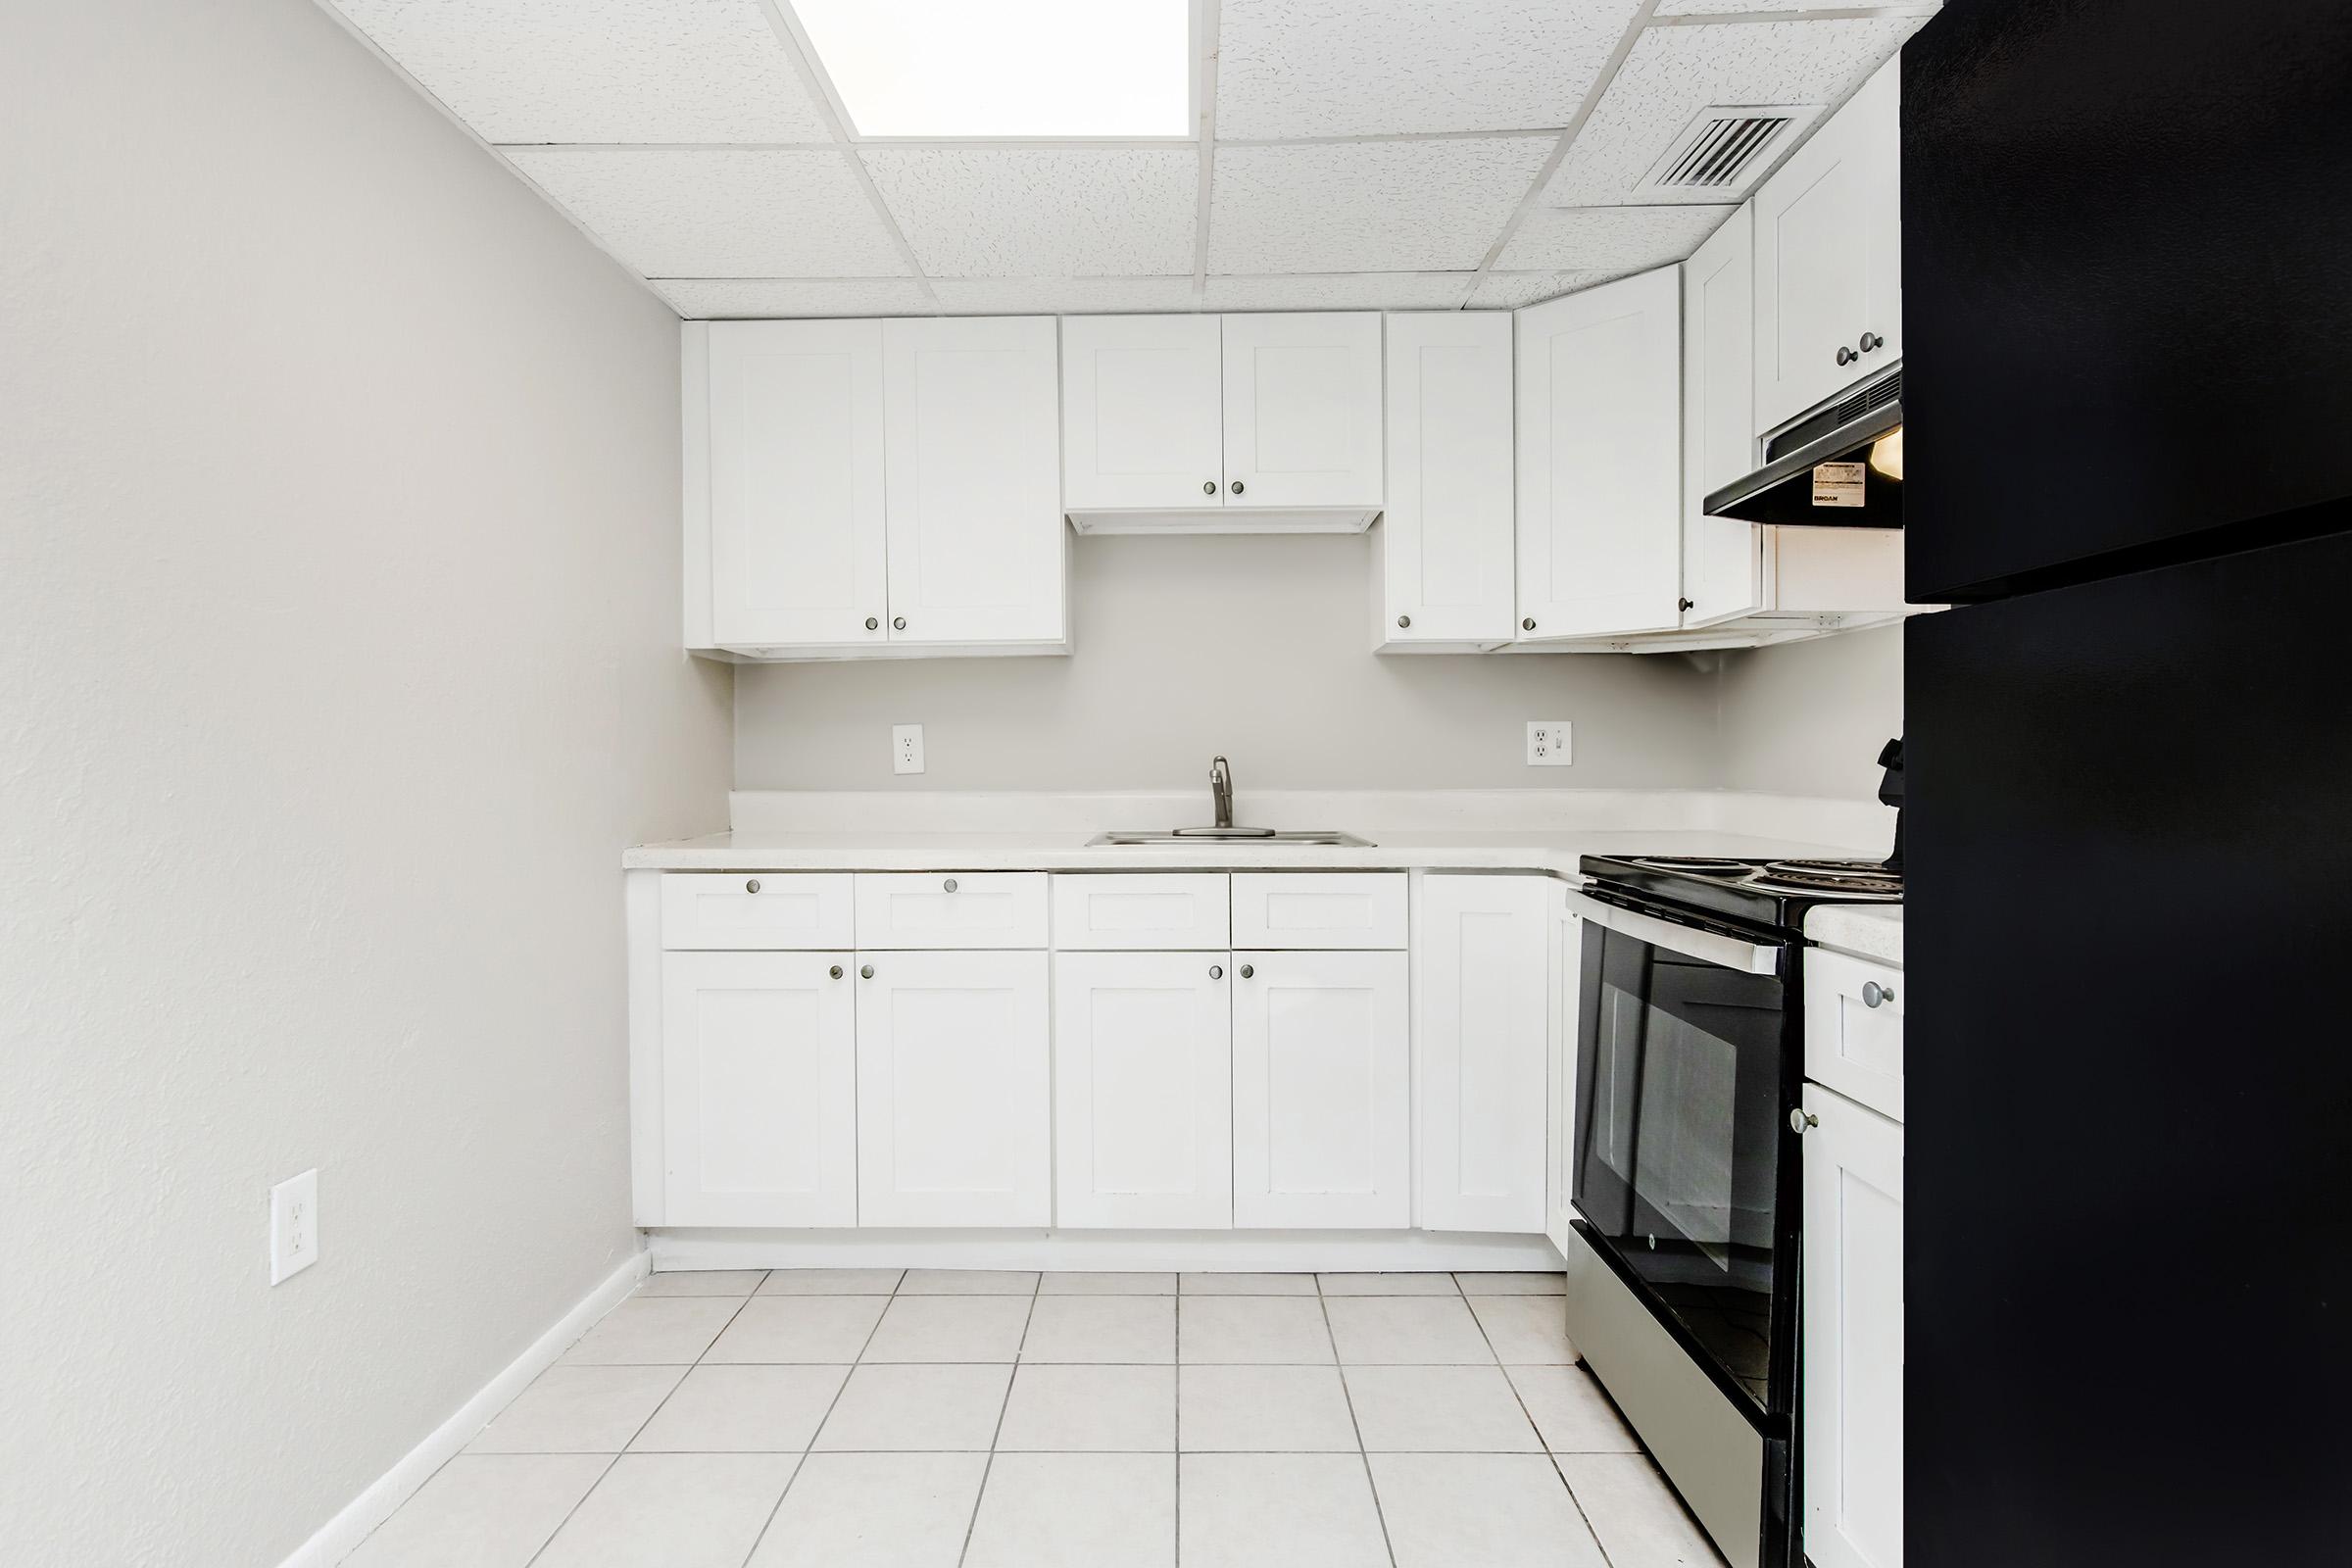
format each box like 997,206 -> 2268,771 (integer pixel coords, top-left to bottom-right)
323,0 -> 1938,318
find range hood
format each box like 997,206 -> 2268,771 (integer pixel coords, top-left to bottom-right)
1704,368 -> 1903,528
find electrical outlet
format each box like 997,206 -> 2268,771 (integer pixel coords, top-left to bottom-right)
1527,721 -> 1573,766
270,1168 -> 318,1285
892,723 -> 925,775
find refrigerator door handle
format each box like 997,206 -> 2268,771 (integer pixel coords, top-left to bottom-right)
1565,890 -> 1785,975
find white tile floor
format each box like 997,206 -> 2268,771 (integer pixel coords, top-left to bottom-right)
344,1269 -> 1730,1568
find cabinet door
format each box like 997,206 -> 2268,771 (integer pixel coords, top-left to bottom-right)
706,320 -> 888,647
1054,952 -> 1234,1229
662,952 -> 857,1227
1514,269 -> 1683,640
1061,315 -> 1225,512
1416,875 -> 1550,1233
1681,207 -> 1765,626
882,317 -> 1066,645
1219,313 -> 1384,509
1232,950 -> 1409,1229
1802,1084 -> 1905,1568
1754,56 -> 1902,433
856,950 -> 1050,1226
1380,313 -> 1515,645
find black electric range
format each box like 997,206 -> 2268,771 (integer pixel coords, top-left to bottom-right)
1579,853 -> 1901,936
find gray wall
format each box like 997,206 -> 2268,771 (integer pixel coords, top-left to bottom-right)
1715,623 -> 1904,799
0,3 -> 728,1561
737,533 -> 1724,790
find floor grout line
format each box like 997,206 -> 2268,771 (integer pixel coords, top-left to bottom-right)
728,1275 -> 898,1568
1315,1271 -> 1402,1568
1461,1285 -> 1622,1568
951,1274 -> 1043,1568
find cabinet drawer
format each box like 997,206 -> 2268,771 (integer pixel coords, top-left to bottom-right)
661,873 -> 855,950
1232,872 -> 1407,949
1052,873 -> 1230,950
856,872 -> 1048,949
1804,949 -> 1904,1122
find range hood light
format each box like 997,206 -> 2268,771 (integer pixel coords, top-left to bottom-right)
1869,427 -> 1904,481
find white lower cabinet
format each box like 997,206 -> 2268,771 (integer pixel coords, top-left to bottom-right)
1053,952 -> 1234,1229
661,951 -> 858,1227
855,950 -> 1051,1227
1802,1082 -> 1905,1568
1231,950 -> 1410,1229
1415,875 -> 1551,1233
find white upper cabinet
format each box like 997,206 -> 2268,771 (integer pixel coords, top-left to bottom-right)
1060,315 -> 1225,512
705,320 -> 889,648
1376,313 -> 1516,650
882,317 -> 1065,647
662,951 -> 858,1228
1054,951 -> 1235,1230
1681,208 -> 1766,627
1515,267 -> 1684,641
1415,875 -> 1550,1234
1220,313 -> 1385,511
1754,54 -> 1903,434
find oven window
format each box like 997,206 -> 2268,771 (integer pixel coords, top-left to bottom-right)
1575,920 -> 1788,1412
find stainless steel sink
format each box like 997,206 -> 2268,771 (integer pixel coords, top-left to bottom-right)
1088,827 -> 1373,847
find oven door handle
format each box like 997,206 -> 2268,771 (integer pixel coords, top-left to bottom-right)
1565,889 -> 1785,975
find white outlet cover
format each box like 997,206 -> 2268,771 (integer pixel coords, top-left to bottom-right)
1527,721 -> 1574,766
892,723 -> 925,775
270,1168 -> 318,1285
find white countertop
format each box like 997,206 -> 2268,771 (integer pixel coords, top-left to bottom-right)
1803,903 -> 1904,965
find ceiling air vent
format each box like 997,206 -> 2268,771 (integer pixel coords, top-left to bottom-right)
1635,103 -> 1825,197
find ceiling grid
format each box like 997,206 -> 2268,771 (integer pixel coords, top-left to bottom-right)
318,0 -> 1939,318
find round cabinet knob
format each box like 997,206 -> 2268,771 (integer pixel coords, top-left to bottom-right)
1396,614 -> 1411,629
1789,1108 -> 1819,1134
892,616 -> 906,631
745,878 -> 760,894
1678,598 -> 1694,612
859,964 -> 875,980
1522,617 -> 1537,632
1861,332 -> 1885,353
1229,480 -> 1246,496
943,878 -> 958,893
1837,345 -> 1857,366
1202,480 -> 1217,496
1209,964 -> 1224,980
828,964 -> 844,979
1238,963 -> 1254,979
865,616 -> 879,631
1862,980 -> 1894,1008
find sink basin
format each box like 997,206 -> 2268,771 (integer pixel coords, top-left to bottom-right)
1088,827 -> 1373,847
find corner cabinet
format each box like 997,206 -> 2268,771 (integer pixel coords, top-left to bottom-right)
1060,312 -> 1383,533
1374,312 -> 1516,652
1414,874 -> 1550,1232
1514,269 -> 1684,641
683,317 -> 1067,662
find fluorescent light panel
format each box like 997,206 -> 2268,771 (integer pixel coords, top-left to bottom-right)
791,0 -> 1191,139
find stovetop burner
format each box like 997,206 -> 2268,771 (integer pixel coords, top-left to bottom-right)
1583,852 -> 1900,934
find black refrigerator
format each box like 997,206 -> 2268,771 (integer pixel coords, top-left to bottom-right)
1901,3 -> 2352,1564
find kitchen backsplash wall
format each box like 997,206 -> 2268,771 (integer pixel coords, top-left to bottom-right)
736,533 -> 1725,791
1715,622 -> 1904,800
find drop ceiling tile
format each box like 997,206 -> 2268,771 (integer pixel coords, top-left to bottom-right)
860,149 -> 1199,278
505,149 -> 907,278
1207,138 -> 1554,276
1214,0 -> 1643,139
929,278 -> 1202,315
329,0 -> 829,143
1494,204 -> 1733,271
1203,273 -> 1477,312
653,278 -> 936,319
1466,270 -> 1631,310
1544,17 -> 1930,206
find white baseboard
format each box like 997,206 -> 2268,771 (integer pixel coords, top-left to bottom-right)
276,1250 -> 650,1568
645,1228 -> 1564,1273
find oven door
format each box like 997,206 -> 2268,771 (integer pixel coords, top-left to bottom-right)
1568,889 -> 1795,1418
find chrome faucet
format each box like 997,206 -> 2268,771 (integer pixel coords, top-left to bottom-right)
1210,756 -> 1233,829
